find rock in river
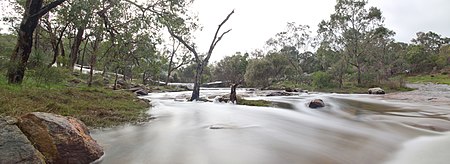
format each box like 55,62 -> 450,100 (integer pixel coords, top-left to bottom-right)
368,87 -> 385,94
0,117 -> 46,164
309,99 -> 325,108
267,91 -> 293,96
18,112 -> 104,164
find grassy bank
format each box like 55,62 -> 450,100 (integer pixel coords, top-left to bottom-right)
0,74 -> 150,128
238,99 -> 272,107
405,74 -> 450,85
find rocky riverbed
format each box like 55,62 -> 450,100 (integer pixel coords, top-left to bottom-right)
384,83 -> 450,105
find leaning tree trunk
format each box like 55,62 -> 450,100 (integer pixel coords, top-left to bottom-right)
165,56 -> 174,85
7,0 -> 44,84
69,27 -> 85,70
7,0 -> 66,84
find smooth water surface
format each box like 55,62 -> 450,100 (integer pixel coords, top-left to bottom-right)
92,89 -> 450,164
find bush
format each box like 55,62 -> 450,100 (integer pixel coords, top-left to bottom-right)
312,71 -> 335,89
27,67 -> 70,84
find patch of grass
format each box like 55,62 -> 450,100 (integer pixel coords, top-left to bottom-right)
405,74 -> 450,85
237,98 -> 271,107
0,75 -> 150,128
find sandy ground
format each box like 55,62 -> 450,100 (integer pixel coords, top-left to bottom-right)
384,83 -> 450,106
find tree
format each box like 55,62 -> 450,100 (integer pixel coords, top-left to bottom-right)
318,0 -> 384,85
7,0 -> 66,84
165,38 -> 190,85
213,52 -> 248,84
244,58 -> 273,88
412,31 -> 450,54
266,22 -> 316,75
166,10 -> 235,101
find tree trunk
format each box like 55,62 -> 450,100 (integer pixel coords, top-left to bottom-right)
47,35 -> 59,68
142,72 -> 147,85
47,23 -> 68,68
166,55 -> 174,85
114,68 -> 119,90
88,38 -> 100,87
79,40 -> 88,74
69,27 -> 85,70
190,63 -> 203,101
7,0 -> 45,84
357,65 -> 362,85
230,83 -> 239,104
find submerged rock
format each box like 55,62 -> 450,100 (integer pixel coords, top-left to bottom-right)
18,112 -> 104,164
368,87 -> 385,94
309,99 -> 325,108
267,91 -> 293,96
285,88 -> 294,92
0,117 -> 45,164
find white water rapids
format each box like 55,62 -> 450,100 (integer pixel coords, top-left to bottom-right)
92,89 -> 450,164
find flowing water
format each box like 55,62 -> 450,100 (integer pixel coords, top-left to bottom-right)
92,88 -> 450,164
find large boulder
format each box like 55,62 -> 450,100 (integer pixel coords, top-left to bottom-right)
18,112 -> 104,164
0,117 -> 46,164
135,89 -> 149,96
368,87 -> 385,94
128,87 -> 149,96
309,99 -> 325,108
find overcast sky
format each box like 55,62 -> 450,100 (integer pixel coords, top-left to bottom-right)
191,0 -> 450,62
1,0 -> 449,62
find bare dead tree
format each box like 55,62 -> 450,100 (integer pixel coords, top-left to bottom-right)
167,10 -> 235,101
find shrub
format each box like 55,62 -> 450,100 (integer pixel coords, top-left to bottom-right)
28,67 -> 70,84
312,71 -> 335,89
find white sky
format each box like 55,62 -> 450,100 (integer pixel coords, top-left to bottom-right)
1,0 -> 449,62
191,0 -> 450,62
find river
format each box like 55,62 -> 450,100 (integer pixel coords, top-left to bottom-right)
92,88 -> 450,164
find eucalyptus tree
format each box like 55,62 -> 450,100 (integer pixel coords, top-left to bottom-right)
365,27 -> 397,82
318,0 -> 385,85
266,22 -> 316,75
213,52 -> 249,84
244,58 -> 273,88
164,37 -> 191,85
412,31 -> 450,54
6,0 -> 67,84
407,31 -> 450,72
41,13 -> 70,68
66,0 -> 96,69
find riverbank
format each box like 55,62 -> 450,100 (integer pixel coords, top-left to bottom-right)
0,78 -> 150,128
384,83 -> 450,105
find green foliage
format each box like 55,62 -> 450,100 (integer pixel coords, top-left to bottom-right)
312,71 -> 335,89
0,34 -> 16,71
406,74 -> 450,85
237,98 -> 271,107
436,45 -> 450,68
26,67 -> 70,84
244,59 -> 273,88
213,52 -> 249,83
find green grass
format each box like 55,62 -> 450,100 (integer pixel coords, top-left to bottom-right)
237,98 -> 272,107
0,73 -> 150,128
405,74 -> 450,85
